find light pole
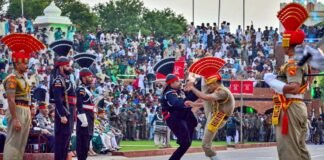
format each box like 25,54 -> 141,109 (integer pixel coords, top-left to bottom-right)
218,0 -> 221,30
21,0 -> 24,17
243,0 -> 245,32
192,0 -> 195,24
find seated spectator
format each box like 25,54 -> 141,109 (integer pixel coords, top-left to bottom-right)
29,104 -> 55,153
94,108 -> 121,154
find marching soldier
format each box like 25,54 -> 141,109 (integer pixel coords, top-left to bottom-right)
263,3 -> 312,160
153,57 -> 202,160
49,40 -> 76,160
185,57 -> 235,160
1,33 -> 46,160
74,53 -> 97,160
160,74 -> 199,160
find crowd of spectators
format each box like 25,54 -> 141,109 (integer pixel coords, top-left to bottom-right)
0,15 -> 323,156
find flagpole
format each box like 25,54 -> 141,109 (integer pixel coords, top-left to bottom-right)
240,79 -> 243,144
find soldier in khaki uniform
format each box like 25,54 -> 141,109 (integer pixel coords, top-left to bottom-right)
0,33 -> 45,160
263,3 -> 311,160
185,57 -> 235,160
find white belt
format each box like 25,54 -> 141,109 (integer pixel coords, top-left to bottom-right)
83,104 -> 95,110
285,94 -> 304,99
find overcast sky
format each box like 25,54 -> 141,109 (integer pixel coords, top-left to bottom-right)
80,0 -> 324,32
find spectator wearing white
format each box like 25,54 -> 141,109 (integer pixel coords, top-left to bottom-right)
127,48 -> 134,57
253,51 -> 264,64
247,73 -> 257,87
96,52 -> 103,63
86,47 -> 96,54
138,71 -> 145,95
156,53 -> 162,62
96,83 -> 105,95
47,27 -> 55,45
269,55 -> 276,71
126,82 -> 133,94
100,32 -> 106,44
118,94 -> 127,107
28,55 -> 40,69
155,84 -> 163,97
214,47 -> 224,58
255,28 -> 262,44
224,56 -> 234,65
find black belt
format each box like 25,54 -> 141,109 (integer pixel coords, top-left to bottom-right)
15,100 -> 29,107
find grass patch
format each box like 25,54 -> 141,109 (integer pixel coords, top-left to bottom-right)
119,140 -> 228,152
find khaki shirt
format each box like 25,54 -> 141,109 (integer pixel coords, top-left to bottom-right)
3,72 -> 31,102
278,59 -> 308,92
203,85 -> 235,117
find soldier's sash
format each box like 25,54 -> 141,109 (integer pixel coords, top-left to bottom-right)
272,83 -> 307,125
207,111 -> 226,133
272,94 -> 282,125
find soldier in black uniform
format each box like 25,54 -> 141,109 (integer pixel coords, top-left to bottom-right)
161,74 -> 199,160
49,40 -> 76,160
74,53 -> 97,160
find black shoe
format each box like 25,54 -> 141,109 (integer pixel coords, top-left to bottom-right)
100,149 -> 109,154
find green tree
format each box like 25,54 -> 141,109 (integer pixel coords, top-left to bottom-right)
142,8 -> 187,37
54,0 -> 75,8
59,1 -> 98,32
6,0 -> 97,32
94,0 -> 187,37
7,0 -> 50,18
0,0 -> 7,14
94,0 -> 144,35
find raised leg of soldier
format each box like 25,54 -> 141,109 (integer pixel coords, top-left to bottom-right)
202,127 -> 218,158
276,102 -> 311,160
202,113 -> 218,158
3,107 -> 31,160
167,117 -> 192,160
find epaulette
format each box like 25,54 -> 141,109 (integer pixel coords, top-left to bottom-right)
3,73 -> 16,82
165,90 -> 176,95
77,86 -> 86,95
164,89 -> 175,99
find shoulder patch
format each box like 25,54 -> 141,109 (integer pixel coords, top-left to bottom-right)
287,65 -> 297,76
54,79 -> 63,87
6,77 -> 17,89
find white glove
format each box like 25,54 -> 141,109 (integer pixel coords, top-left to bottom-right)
304,45 -> 324,71
263,73 -> 277,82
77,113 -> 88,127
263,73 -> 286,94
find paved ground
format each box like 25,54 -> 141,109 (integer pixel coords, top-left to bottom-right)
74,144 -> 324,160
